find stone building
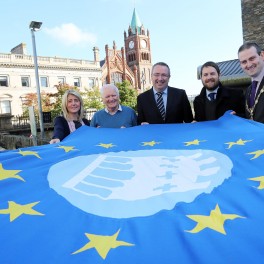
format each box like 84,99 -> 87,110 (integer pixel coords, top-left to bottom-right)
100,8 -> 152,91
0,43 -> 102,115
242,0 -> 264,47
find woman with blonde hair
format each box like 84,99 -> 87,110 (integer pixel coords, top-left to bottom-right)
50,90 -> 89,144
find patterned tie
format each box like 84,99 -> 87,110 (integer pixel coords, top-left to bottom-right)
208,92 -> 216,101
249,81 -> 258,108
156,92 -> 165,120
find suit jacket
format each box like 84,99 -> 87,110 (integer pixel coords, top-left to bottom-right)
245,76 -> 264,123
52,116 -> 90,141
137,86 -> 193,124
193,83 -> 245,121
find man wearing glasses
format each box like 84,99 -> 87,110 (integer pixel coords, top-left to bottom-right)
137,62 -> 193,125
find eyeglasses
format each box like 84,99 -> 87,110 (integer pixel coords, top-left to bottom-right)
152,73 -> 170,78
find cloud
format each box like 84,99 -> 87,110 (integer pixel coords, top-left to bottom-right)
44,23 -> 97,46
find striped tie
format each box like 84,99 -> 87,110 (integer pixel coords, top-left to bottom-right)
156,92 -> 165,120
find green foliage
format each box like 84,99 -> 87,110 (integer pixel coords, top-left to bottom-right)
83,87 -> 104,110
116,80 -> 137,110
21,81 -> 138,120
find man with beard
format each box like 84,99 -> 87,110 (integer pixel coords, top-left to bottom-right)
238,42 -> 264,123
193,61 -> 245,121
137,62 -> 193,124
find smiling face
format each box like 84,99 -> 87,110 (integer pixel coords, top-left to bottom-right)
102,86 -> 120,113
66,94 -> 81,116
151,65 -> 170,92
201,66 -> 220,91
238,46 -> 264,78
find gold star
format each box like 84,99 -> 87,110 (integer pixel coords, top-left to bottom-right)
57,145 -> 77,153
248,176 -> 264,189
225,138 -> 252,149
0,163 -> 24,182
97,143 -> 115,149
184,139 -> 206,146
247,149 -> 264,160
142,140 -> 161,147
0,201 -> 44,222
72,229 -> 134,259
186,204 -> 245,235
18,149 -> 41,159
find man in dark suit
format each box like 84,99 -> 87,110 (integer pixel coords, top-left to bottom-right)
238,42 -> 264,123
137,62 -> 193,125
193,61 -> 245,121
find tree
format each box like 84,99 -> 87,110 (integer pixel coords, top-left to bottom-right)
83,87 -> 103,110
116,80 -> 138,110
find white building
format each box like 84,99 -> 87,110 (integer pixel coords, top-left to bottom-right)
0,43 -> 102,115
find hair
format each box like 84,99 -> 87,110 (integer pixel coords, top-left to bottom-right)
61,89 -> 84,121
100,84 -> 119,97
151,62 -> 171,76
200,61 -> 220,76
238,42 -> 262,55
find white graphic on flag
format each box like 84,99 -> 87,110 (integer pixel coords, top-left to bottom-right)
48,149 -> 232,218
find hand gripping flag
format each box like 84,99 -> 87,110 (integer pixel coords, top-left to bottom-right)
1,112 -> 264,263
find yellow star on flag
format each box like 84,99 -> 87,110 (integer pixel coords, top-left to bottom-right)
248,176 -> 264,189
72,229 -> 134,259
142,140 -> 161,147
225,138 -> 252,149
0,163 -> 24,182
18,149 -> 41,159
186,204 -> 245,235
97,143 -> 115,149
247,149 -> 264,160
184,139 -> 206,146
57,145 -> 77,153
0,201 -> 44,222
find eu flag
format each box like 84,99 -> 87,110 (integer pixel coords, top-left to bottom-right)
1,112 -> 264,263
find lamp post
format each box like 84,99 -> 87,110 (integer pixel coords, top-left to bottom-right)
141,71 -> 146,91
29,21 -> 44,140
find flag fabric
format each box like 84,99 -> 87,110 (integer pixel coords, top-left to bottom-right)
1,112 -> 264,264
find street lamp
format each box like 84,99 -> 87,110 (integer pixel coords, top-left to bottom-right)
29,21 -> 44,141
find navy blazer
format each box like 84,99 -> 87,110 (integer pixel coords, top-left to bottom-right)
52,116 -> 90,141
137,86 -> 193,124
193,83 -> 245,121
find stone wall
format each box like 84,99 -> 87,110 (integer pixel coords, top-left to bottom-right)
0,131 -> 52,150
242,0 -> 264,48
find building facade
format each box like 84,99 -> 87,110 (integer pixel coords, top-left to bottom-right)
241,0 -> 264,48
100,8 -> 152,91
0,43 -> 102,115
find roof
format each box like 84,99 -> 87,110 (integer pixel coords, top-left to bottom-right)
130,8 -> 142,34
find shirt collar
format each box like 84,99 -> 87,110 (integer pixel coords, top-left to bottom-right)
153,87 -> 168,95
105,104 -> 122,114
252,66 -> 264,83
206,87 -> 219,97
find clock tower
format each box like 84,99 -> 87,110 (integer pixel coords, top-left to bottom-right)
124,8 -> 152,91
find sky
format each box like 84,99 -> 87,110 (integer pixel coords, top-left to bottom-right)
1,0 -> 243,95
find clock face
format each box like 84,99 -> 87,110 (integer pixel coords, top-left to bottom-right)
141,39 -> 147,48
129,41 -> 134,49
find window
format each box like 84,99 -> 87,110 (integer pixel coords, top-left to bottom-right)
0,76 -> 8,87
88,78 -> 95,88
0,100 -> 11,114
58,77 -> 65,84
111,73 -> 122,84
40,77 -> 48,87
74,77 -> 80,87
21,77 -> 30,87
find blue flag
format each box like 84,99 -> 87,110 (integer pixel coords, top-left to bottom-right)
1,112 -> 264,263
